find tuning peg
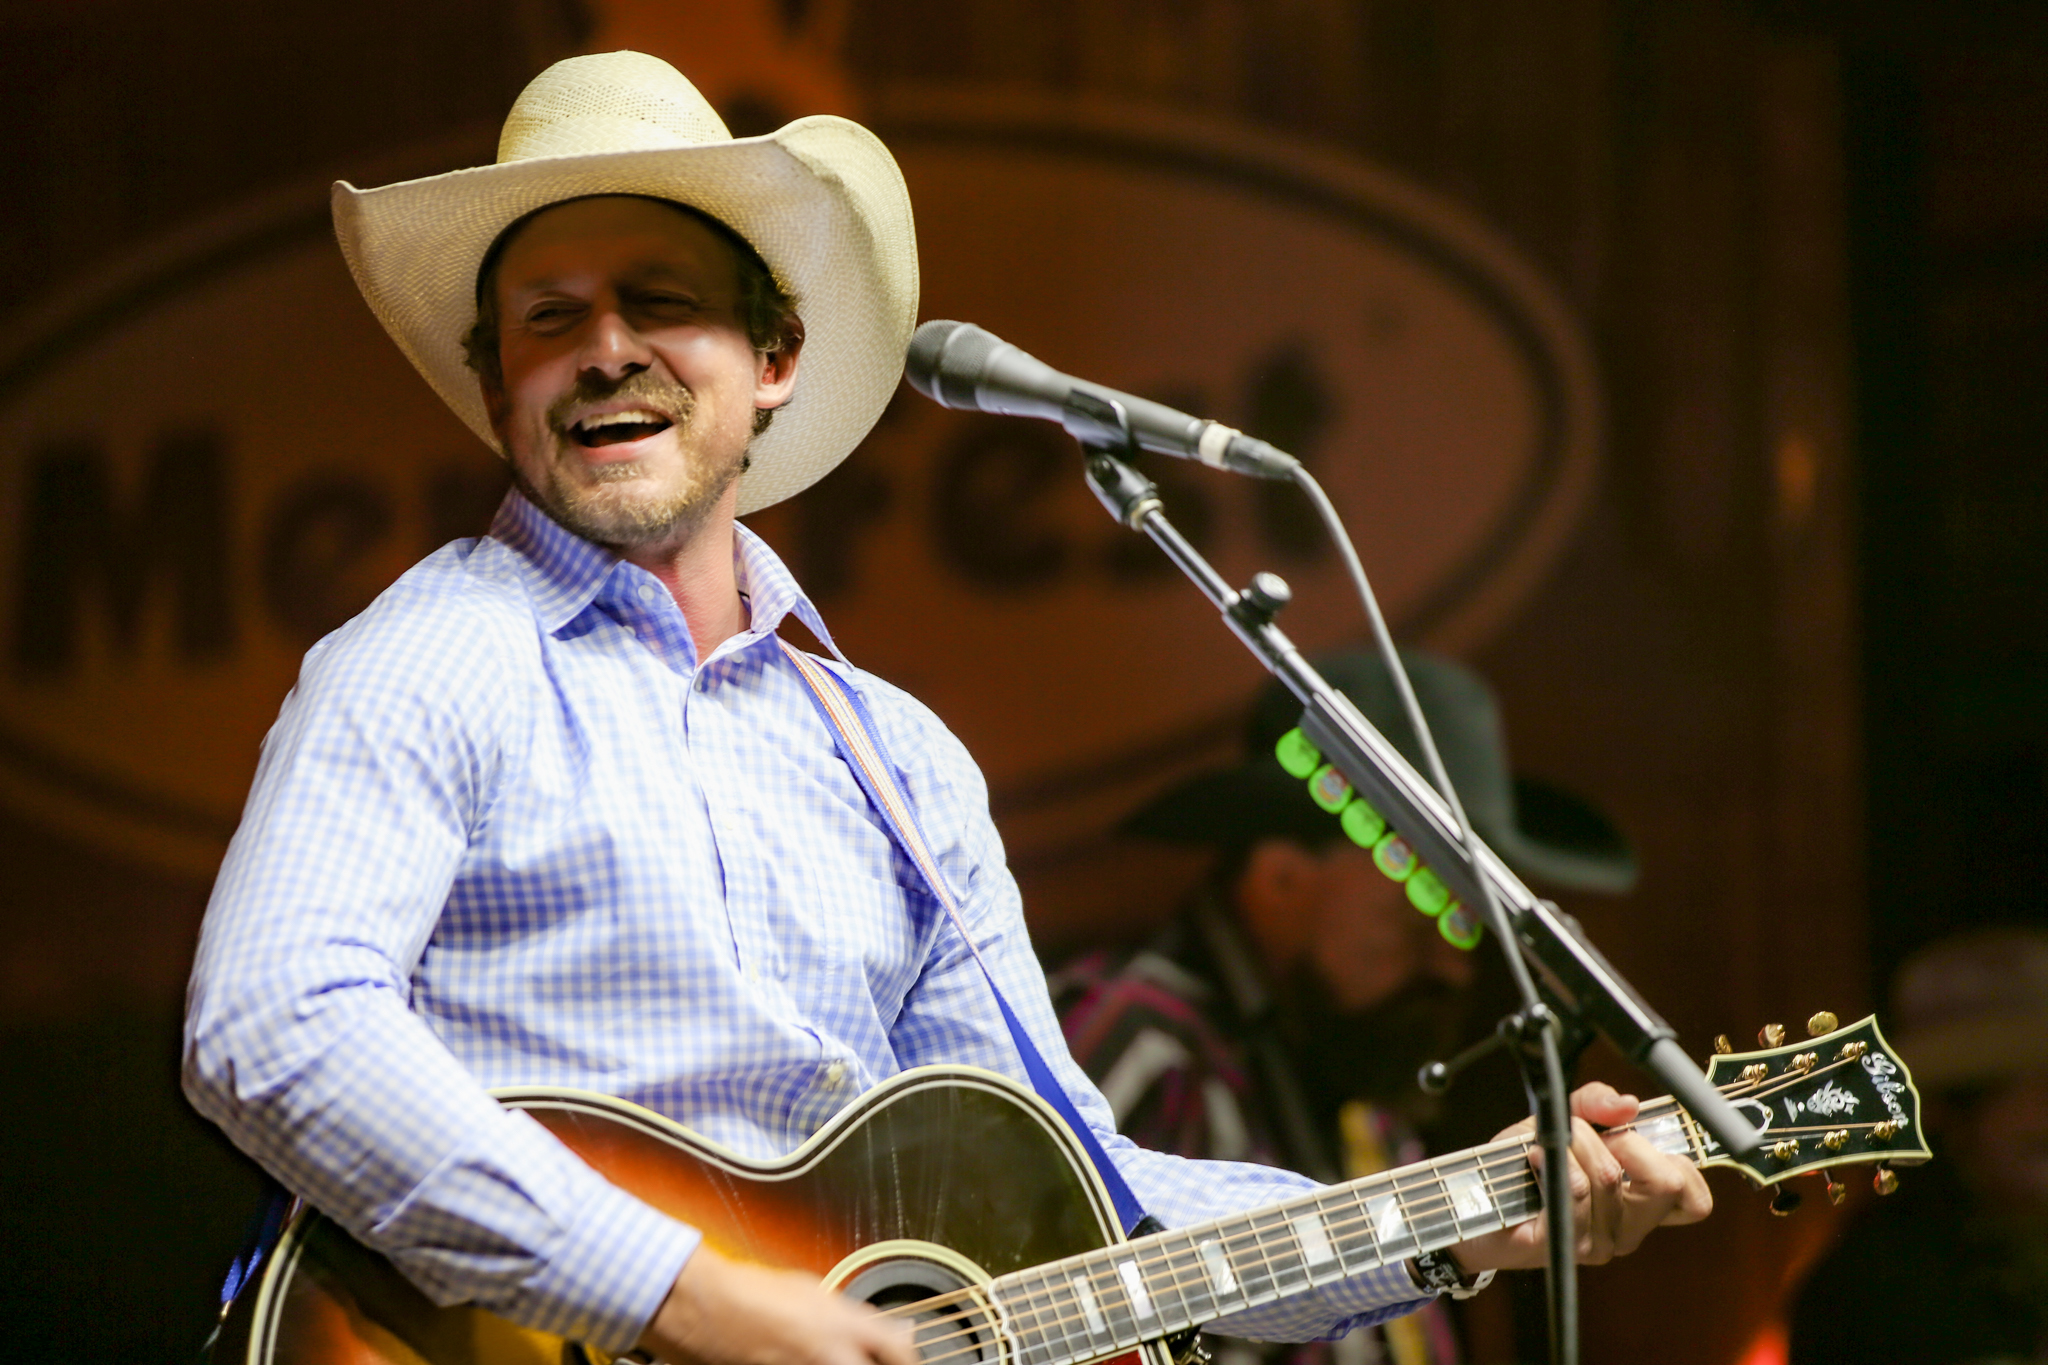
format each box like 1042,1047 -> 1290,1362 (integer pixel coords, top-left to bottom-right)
1824,1174 -> 1847,1206
1769,1188 -> 1804,1216
1713,1035 -> 1733,1055
1873,1165 -> 1900,1196
1806,1011 -> 1839,1037
1759,1023 -> 1787,1047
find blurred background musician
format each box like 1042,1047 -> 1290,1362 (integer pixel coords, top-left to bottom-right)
1051,650 -> 1640,1365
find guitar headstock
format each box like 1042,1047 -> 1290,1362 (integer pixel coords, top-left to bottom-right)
1693,1014 -> 1931,1190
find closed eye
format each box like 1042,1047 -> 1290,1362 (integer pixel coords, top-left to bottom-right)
522,300 -> 587,331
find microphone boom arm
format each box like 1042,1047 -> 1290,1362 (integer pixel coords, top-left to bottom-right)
1079,444 -> 1766,1166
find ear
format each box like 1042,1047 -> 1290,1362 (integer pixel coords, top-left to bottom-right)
754,318 -> 805,414
1235,837 -> 1322,968
480,374 -> 510,436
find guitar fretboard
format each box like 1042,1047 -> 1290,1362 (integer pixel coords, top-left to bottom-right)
925,1104 -> 1696,1365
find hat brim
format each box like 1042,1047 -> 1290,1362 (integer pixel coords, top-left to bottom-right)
1125,761 -> 1638,895
332,116 -> 918,516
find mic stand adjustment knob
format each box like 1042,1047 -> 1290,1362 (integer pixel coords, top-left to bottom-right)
1230,573 -> 1293,628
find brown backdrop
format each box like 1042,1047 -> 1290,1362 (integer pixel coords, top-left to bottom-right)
0,3 -> 1883,1362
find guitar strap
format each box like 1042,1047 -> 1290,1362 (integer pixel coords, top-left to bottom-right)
778,637 -> 1151,1234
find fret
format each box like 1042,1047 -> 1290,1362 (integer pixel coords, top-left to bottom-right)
1324,1182 -> 1379,1273
1290,1203 -> 1338,1274
1246,1205 -> 1311,1299
1434,1153 -> 1500,1241
1397,1165 -> 1460,1252
1056,1268 -> 1105,1358
1115,1258 -> 1157,1326
1197,1232 -> 1244,1314
1362,1180 -> 1416,1262
1310,1188 -> 1376,1276
1212,1211 -> 1276,1305
1159,1228 -> 1214,1328
1489,1147 -> 1543,1225
996,1268 -> 1056,1365
1636,1106 -> 1694,1161
1096,1252 -> 1146,1346
1069,1266 -> 1110,1343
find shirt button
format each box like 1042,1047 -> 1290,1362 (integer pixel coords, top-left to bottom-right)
637,583 -> 658,602
823,1061 -> 847,1089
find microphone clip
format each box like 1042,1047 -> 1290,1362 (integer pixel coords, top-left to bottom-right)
1075,397 -> 1164,530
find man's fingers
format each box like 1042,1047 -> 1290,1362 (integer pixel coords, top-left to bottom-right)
1603,1128 -> 1715,1229
1568,1081 -> 1640,1129
858,1313 -> 918,1365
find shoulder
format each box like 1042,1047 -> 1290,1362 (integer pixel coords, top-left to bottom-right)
291,538 -> 540,721
814,655 -> 989,802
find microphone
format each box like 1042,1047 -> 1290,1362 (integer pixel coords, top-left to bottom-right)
904,321 -> 1300,479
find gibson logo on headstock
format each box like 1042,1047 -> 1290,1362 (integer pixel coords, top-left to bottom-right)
1862,1052 -> 1912,1132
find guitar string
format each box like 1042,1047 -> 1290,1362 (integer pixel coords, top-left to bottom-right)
896,1088 -> 1729,1359
897,1064 -> 1892,1362
902,1069 -> 1887,1365
899,1143 -> 1545,1365
898,1114 -> 1630,1364
890,1087 -> 1719,1346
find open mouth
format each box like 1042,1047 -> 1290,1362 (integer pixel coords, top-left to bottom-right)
570,408 -> 674,448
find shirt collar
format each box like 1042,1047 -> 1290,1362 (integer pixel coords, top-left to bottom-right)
489,486 -> 618,634
732,522 -> 841,659
488,485 -> 843,659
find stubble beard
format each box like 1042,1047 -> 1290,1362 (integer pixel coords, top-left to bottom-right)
514,371 -> 747,552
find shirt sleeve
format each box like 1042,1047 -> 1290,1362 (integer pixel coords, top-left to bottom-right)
182,586 -> 697,1353
868,686 -> 1432,1340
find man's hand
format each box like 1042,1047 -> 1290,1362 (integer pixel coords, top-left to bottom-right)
638,1244 -> 917,1365
1448,1082 -> 1712,1273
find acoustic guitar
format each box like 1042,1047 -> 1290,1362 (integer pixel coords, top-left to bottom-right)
215,1014 -> 1929,1365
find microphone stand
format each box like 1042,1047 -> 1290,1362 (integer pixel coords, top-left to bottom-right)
1069,409 -> 1764,1365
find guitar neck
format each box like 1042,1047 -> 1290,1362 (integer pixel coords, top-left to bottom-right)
960,1098 -> 1697,1365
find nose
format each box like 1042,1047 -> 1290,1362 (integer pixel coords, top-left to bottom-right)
578,304 -> 652,381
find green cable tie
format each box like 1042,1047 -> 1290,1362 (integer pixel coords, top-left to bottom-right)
1307,763 -> 1353,813
1439,901 -> 1484,950
1405,867 -> 1451,917
1372,831 -> 1417,882
1275,728 -> 1322,779
1340,798 -> 1387,848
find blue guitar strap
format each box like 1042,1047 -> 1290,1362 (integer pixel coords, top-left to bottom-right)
778,638 -> 1149,1235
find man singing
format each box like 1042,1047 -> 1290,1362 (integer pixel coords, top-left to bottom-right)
184,50 -> 1708,1365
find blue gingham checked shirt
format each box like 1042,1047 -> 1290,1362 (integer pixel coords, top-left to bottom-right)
184,488 -> 1426,1353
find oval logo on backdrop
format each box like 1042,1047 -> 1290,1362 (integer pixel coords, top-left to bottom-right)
0,104 -> 1598,888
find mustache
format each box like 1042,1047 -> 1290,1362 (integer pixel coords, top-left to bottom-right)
546,370 -> 695,436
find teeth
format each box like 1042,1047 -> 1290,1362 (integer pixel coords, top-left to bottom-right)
579,409 -> 667,430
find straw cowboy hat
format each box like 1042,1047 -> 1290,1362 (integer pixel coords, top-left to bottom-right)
1126,649 -> 1639,894
331,50 -> 919,515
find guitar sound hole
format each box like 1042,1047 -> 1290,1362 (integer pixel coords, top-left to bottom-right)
839,1258 -> 1003,1365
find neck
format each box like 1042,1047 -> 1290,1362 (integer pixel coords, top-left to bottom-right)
621,499 -> 748,664
900,1099 -> 1697,1365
